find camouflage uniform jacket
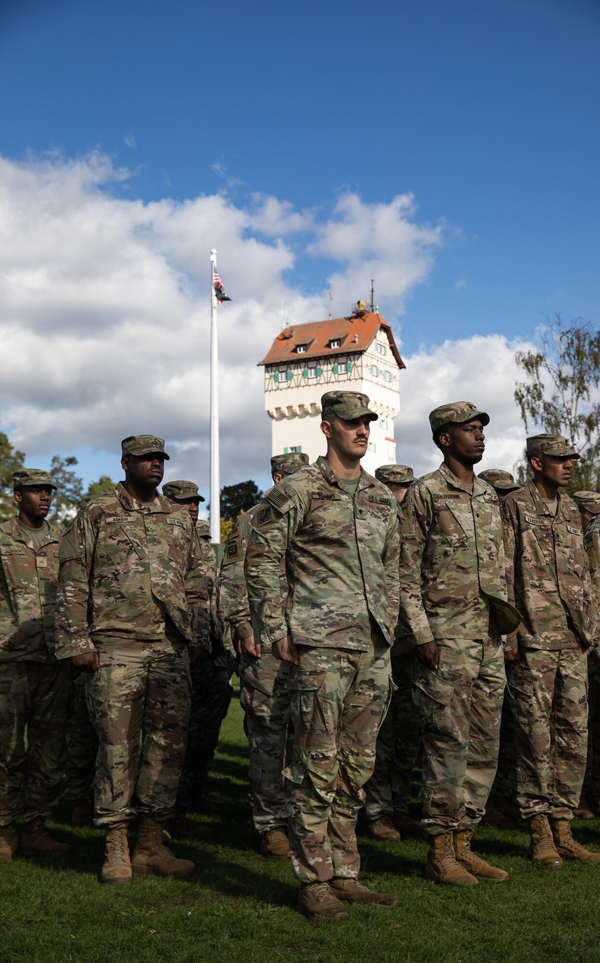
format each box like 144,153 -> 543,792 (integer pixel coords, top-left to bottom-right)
218,507 -> 258,645
54,483 -> 209,659
399,463 -> 520,646
0,517 -> 60,662
584,514 -> 600,597
245,456 -> 400,651
503,481 -> 596,650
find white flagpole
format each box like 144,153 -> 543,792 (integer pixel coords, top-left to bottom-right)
209,249 -> 220,543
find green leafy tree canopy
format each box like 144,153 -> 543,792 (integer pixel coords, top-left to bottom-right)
514,314 -> 600,492
0,431 -> 26,522
219,480 -> 263,521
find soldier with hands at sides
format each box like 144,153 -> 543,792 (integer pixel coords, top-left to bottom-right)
246,391 -> 400,919
218,451 -> 309,859
54,436 -> 210,885
503,437 -> 600,866
0,469 -> 70,863
399,402 -> 520,886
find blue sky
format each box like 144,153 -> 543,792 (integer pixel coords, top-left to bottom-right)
0,0 -> 598,496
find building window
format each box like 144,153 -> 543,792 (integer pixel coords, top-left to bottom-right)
307,367 -> 317,378
384,370 -> 392,382
370,365 -> 379,377
374,342 -> 387,356
290,446 -> 302,453
368,442 -> 377,453
328,339 -> 341,349
296,344 -> 307,354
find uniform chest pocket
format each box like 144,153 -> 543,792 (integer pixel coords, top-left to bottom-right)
437,506 -> 468,547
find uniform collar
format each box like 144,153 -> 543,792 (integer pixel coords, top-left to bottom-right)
438,461 -> 487,498
528,480 -> 566,518
115,481 -> 171,514
316,455 -> 374,493
10,516 -> 58,548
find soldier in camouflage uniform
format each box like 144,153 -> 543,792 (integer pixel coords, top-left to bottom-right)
162,481 -> 231,838
246,391 -> 400,919
364,464 -> 424,843
572,491 -> 600,819
55,436 -> 210,885
64,672 -> 99,827
399,402 -> 520,886
503,435 -> 600,867
476,470 -> 522,831
0,469 -> 71,863
218,451 -> 308,858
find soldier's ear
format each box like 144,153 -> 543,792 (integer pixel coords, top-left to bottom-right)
13,490 -> 22,505
320,418 -> 332,439
437,430 -> 452,449
121,455 -> 129,472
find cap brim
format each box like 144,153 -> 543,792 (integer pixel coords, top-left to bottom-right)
338,409 -> 378,422
542,447 -> 580,459
493,482 -> 521,491
174,494 -> 205,502
17,482 -> 57,490
131,448 -> 170,460
462,410 -> 489,427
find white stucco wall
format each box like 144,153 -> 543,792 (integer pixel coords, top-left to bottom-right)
263,327 -> 401,477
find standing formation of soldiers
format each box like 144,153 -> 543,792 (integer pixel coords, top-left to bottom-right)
1,395 -> 600,920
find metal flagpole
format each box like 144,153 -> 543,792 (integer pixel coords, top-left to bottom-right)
209,248 -> 220,543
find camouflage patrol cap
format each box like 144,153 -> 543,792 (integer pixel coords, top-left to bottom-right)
572,491 -> 600,514
526,434 -> 580,460
270,452 -> 309,476
162,480 -> 205,503
121,434 -> 170,460
375,464 -> 414,486
321,391 -> 378,422
429,401 -> 489,435
478,469 -> 520,492
12,468 -> 57,491
196,520 -> 211,539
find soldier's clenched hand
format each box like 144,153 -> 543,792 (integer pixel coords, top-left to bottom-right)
71,651 -> 99,673
416,640 -> 439,669
273,635 -> 299,664
240,635 -> 262,658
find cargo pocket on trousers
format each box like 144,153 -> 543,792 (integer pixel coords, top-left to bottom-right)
376,675 -> 398,735
412,663 -> 454,732
287,667 -> 329,734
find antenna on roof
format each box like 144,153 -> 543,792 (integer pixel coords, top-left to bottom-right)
329,290 -> 332,321
370,279 -> 375,312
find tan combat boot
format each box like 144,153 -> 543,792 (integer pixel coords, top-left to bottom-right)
0,824 -> 19,863
393,811 -> 427,839
454,829 -> 509,882
297,882 -> 349,919
425,831 -> 478,886
19,818 -> 71,856
71,803 -> 94,828
574,796 -> 595,820
367,815 -> 401,842
260,827 -> 290,858
171,810 -> 212,840
131,815 -> 195,877
101,823 -> 132,885
329,878 -> 399,906
550,818 -> 600,862
528,814 -> 563,868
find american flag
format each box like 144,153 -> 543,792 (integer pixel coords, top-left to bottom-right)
213,269 -> 231,302
213,271 -> 222,286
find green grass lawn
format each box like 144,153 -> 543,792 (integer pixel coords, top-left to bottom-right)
2,682 -> 600,963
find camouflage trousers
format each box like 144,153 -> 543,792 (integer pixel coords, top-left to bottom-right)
488,684 -> 517,803
176,657 -> 232,812
364,650 -> 422,819
238,649 -> 292,834
285,639 -> 391,884
0,659 -> 71,827
582,665 -> 600,805
413,638 -> 506,836
510,643 -> 588,820
86,638 -> 191,827
65,672 -> 98,804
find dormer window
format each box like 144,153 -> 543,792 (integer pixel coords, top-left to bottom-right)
295,344 -> 308,354
328,339 -> 341,349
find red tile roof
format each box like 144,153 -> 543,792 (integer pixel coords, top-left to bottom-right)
258,312 -> 405,369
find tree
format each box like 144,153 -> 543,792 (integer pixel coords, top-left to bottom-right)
81,474 -> 115,504
0,431 -> 26,522
219,480 -> 263,521
514,315 -> 600,492
47,455 -> 84,528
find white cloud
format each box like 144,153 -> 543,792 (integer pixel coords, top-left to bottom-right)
124,135 -> 136,149
307,192 -> 444,316
395,334 -> 534,479
454,278 -> 467,290
0,150 -> 521,498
